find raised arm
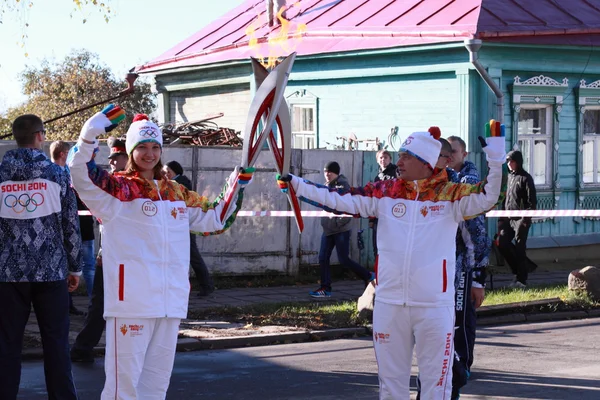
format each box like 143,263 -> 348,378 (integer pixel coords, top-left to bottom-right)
453,124 -> 507,221
68,105 -> 127,222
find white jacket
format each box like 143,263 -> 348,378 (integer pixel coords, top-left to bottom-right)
291,160 -> 502,307
69,141 -> 243,319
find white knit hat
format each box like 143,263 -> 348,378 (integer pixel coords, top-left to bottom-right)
399,127 -> 442,169
125,114 -> 163,155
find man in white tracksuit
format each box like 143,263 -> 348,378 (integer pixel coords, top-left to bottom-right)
278,129 -> 505,399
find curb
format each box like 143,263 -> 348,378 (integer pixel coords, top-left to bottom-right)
21,309 -> 600,361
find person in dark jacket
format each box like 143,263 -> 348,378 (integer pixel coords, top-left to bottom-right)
497,150 -> 537,287
309,161 -> 373,298
0,114 -> 82,399
370,150 -> 398,257
164,160 -> 215,296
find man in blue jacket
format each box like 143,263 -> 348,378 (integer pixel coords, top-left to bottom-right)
448,135 -> 491,399
0,114 -> 83,399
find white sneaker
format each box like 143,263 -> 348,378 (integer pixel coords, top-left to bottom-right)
508,281 -> 527,289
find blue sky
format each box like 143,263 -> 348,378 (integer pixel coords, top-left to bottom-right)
0,0 -> 245,113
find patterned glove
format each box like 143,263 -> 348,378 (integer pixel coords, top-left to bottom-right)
237,167 -> 255,186
102,104 -> 126,133
478,119 -> 506,163
276,173 -> 292,193
80,104 -> 126,142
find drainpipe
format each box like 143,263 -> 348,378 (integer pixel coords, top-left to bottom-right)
464,39 -> 504,123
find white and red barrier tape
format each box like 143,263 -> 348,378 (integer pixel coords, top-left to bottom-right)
77,209 -> 600,217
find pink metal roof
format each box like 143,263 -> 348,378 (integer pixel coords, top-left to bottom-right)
136,0 -> 600,73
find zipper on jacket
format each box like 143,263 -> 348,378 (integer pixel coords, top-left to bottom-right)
156,180 -> 169,317
403,182 -> 419,306
119,264 -> 124,301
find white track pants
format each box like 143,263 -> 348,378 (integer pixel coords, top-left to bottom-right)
373,302 -> 455,400
102,317 -> 181,400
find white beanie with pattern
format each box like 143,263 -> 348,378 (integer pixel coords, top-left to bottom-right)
399,127 -> 442,169
125,114 -> 163,155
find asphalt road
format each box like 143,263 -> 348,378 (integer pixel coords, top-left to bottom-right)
17,318 -> 600,399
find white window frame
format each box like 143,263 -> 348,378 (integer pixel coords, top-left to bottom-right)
290,104 -> 316,149
582,107 -> 600,185
511,75 -> 569,198
287,90 -> 318,150
575,80 -> 600,222
516,104 -> 553,187
511,75 -> 567,213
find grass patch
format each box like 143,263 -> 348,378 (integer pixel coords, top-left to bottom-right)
188,284 -> 600,328
484,284 -> 600,309
188,301 -> 366,330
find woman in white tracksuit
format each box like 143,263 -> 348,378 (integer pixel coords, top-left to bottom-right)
280,128 -> 505,399
69,106 -> 252,399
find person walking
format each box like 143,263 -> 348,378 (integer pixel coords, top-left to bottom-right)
163,160 -> 215,297
309,161 -> 373,298
497,150 -> 537,288
0,114 -> 82,399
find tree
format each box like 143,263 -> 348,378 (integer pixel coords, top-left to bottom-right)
2,49 -> 155,141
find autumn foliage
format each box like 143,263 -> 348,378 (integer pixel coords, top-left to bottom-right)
1,50 -> 155,141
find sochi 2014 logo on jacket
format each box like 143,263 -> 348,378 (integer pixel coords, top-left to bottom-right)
421,204 -> 446,218
170,206 -> 188,220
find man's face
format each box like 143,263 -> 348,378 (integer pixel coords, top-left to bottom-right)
449,140 -> 467,171
507,159 -> 518,172
324,169 -> 338,183
109,154 -> 128,172
436,149 -> 452,170
396,152 -> 431,181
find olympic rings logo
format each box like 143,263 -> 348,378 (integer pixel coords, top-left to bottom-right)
4,192 -> 45,213
139,127 -> 159,138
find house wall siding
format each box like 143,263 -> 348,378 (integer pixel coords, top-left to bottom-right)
287,73 -> 459,150
169,83 -> 251,131
472,44 -> 600,239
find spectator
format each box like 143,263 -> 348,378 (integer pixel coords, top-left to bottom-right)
70,137 -> 128,363
370,150 -> 398,258
163,160 -> 215,297
448,135 -> 491,398
497,150 -> 537,288
50,140 -> 87,316
0,114 -> 82,399
309,161 -> 374,299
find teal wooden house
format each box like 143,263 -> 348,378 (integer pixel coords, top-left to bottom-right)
136,0 -> 600,246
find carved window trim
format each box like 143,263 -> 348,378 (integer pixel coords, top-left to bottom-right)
575,80 -> 600,222
577,80 -> 600,189
509,75 -> 568,214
